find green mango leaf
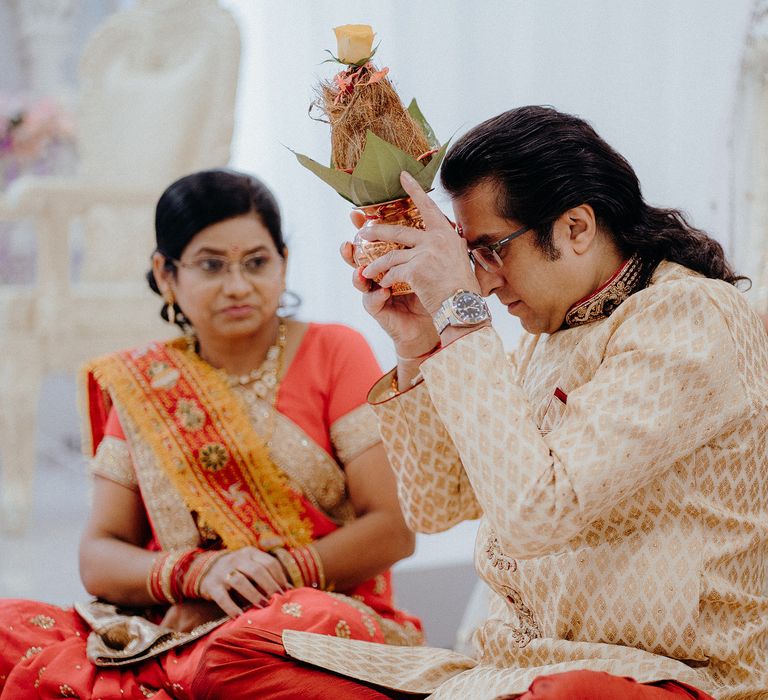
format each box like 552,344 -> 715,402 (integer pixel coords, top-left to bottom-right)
412,138 -> 451,192
291,150 -> 354,203
351,131 -> 422,200
348,176 -> 400,206
407,99 -> 438,149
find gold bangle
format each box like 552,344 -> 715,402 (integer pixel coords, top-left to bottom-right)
305,543 -> 326,590
273,547 -> 304,588
146,554 -> 162,603
160,551 -> 182,604
193,550 -> 229,599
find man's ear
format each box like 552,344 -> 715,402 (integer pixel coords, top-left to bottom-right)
557,204 -> 597,255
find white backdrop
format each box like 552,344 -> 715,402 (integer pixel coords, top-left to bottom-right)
220,0 -> 754,366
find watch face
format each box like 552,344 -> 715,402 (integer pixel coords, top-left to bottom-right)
453,291 -> 488,324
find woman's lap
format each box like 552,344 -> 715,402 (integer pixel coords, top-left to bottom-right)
0,589 -> 400,699
0,599 -> 716,700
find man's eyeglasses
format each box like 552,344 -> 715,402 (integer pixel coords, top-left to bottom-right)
171,254 -> 271,280
458,223 -> 532,272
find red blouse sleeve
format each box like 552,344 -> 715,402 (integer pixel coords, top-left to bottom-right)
104,405 -> 126,440
322,324 -> 382,425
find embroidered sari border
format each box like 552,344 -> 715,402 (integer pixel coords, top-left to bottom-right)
85,341 -> 313,551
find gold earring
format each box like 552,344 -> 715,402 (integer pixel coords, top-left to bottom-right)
164,294 -> 176,325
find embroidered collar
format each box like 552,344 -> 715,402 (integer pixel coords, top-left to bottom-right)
564,253 -> 654,328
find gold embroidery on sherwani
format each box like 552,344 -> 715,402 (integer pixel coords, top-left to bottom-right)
89,436 -> 138,490
84,339 -> 313,550
564,253 -> 653,328
330,403 -> 381,464
301,262 -> 767,700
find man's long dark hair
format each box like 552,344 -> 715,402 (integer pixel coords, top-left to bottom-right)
441,106 -> 746,286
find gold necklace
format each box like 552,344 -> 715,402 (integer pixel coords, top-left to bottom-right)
224,320 -> 288,400
227,320 -> 288,450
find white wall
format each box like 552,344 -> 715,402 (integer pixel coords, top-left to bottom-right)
220,0 -> 754,365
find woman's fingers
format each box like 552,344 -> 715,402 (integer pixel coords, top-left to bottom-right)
262,553 -> 290,589
225,569 -> 268,609
211,587 -> 243,618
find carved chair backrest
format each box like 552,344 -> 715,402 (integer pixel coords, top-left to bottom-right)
71,0 -> 240,287
76,0 -> 240,187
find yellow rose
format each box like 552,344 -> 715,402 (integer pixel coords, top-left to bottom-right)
333,24 -> 375,65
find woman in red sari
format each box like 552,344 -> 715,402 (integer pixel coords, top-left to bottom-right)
0,169 -> 421,699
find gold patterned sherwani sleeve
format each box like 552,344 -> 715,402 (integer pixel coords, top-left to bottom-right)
369,371 -> 482,532
417,278 -> 752,558
88,435 -> 138,491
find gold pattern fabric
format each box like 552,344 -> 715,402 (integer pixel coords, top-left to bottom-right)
330,403 -> 381,465
287,262 -> 768,699
89,436 -> 138,491
75,601 -> 226,667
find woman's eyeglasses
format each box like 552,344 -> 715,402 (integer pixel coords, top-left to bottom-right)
171,254 -> 270,280
458,223 -> 532,272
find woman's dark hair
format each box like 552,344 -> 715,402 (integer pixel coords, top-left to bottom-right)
441,105 -> 746,287
147,168 -> 287,328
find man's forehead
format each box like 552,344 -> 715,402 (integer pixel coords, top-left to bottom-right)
453,185 -> 514,243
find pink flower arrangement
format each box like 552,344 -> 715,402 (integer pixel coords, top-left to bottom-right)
1,95 -> 74,160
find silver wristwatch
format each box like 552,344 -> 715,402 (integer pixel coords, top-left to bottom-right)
432,289 -> 491,334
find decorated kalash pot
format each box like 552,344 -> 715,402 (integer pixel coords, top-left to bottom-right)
292,24 -> 448,295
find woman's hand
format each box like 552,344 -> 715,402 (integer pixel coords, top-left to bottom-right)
161,600 -> 225,632
197,547 -> 289,618
341,172 -> 480,356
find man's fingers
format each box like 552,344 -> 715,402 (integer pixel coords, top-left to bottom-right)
350,210 -> 366,228
352,267 -> 372,292
399,171 -> 448,229
340,240 -> 357,268
361,248 -> 415,280
357,221 -> 420,247
362,286 -> 392,315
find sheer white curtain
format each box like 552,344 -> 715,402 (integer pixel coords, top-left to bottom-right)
221,0 -> 753,365
732,0 -> 768,315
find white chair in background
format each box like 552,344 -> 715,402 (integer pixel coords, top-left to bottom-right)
0,0 -> 241,531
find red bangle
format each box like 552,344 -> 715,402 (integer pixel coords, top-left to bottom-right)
170,548 -> 203,601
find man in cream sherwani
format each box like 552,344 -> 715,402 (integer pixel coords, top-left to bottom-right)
283,106 -> 768,700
